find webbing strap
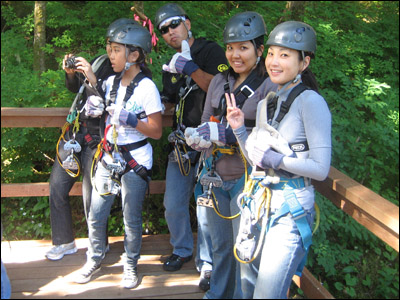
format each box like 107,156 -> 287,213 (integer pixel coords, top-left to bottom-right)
267,187 -> 312,276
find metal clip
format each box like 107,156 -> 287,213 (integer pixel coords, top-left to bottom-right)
103,153 -> 126,174
64,140 -> 82,153
62,155 -> 78,170
200,171 -> 223,188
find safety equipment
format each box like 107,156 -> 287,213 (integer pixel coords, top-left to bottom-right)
246,122 -> 294,157
223,11 -> 267,44
106,104 -> 138,127
106,18 -> 138,38
85,95 -> 105,117
184,127 -> 211,151
162,40 -> 199,75
185,122 -> 226,150
155,3 -> 188,30
266,21 -> 316,54
109,24 -> 152,54
248,145 -> 285,170
195,144 -> 247,220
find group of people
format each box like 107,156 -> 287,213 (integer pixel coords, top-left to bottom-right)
45,3 -> 331,299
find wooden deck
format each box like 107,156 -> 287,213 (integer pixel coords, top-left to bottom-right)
1,234 -> 205,299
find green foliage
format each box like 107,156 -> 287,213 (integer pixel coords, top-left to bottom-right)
1,1 -> 399,299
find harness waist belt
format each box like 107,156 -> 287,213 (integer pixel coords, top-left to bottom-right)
106,139 -> 148,152
270,177 -> 310,190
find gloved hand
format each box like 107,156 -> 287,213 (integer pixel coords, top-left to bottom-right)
85,96 -> 104,117
185,122 -> 226,151
162,40 -> 199,76
246,124 -> 294,169
106,104 -> 138,127
247,143 -> 285,170
184,127 -> 212,151
262,123 -> 294,156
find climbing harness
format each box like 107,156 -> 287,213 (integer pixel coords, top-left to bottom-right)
56,115 -> 82,177
233,83 -> 320,272
168,77 -> 198,176
56,54 -> 109,177
196,69 -> 265,217
196,144 -> 248,220
91,72 -> 150,196
233,168 -> 279,263
213,68 -> 267,125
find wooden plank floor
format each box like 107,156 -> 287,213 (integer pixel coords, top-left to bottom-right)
1,234 -> 205,299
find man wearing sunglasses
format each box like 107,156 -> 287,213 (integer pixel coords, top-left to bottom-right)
155,3 -> 228,292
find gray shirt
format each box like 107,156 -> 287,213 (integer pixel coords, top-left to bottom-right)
234,83 -> 332,210
201,72 -> 277,181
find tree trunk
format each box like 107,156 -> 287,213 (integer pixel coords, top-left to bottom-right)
279,1 -> 307,22
133,1 -> 143,15
33,1 -> 46,74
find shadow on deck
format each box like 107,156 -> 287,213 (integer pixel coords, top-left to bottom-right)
1,234 -> 205,299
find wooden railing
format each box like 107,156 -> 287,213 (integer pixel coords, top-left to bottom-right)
2,107 -> 399,299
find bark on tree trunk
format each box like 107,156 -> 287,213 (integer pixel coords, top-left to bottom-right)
279,1 -> 307,22
33,1 -> 46,74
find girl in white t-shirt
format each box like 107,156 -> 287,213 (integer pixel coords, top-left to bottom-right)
74,24 -> 162,289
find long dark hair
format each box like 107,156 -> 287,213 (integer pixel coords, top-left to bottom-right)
299,51 -> 319,93
127,45 -> 152,79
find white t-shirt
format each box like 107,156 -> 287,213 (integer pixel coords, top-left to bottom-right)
104,75 -> 162,170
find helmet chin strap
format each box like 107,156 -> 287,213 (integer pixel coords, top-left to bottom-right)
124,62 -> 137,70
116,46 -> 138,79
276,74 -> 302,97
181,21 -> 192,42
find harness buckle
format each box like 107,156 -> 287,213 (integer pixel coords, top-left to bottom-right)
292,210 -> 307,221
240,85 -> 255,99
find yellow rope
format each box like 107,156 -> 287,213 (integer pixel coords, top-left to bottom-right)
56,122 -> 80,177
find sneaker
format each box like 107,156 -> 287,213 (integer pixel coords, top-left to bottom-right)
74,260 -> 101,284
121,265 -> 139,289
199,270 -> 212,291
163,254 -> 192,272
45,241 -> 78,261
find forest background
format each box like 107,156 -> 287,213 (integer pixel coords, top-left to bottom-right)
1,1 -> 399,298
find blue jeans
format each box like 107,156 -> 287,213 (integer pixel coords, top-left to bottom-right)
87,163 -> 148,266
202,179 -> 243,299
1,259 -> 11,299
240,208 -> 315,299
164,156 -> 212,271
49,133 -> 98,245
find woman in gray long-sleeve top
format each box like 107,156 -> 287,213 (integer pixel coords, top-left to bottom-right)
184,12 -> 277,299
226,21 -> 331,299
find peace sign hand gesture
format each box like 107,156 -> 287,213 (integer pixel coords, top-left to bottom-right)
225,93 -> 245,130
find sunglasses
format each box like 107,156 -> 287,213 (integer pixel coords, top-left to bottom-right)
159,19 -> 182,35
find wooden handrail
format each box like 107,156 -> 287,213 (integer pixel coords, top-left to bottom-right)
2,107 -> 399,298
1,106 -> 174,128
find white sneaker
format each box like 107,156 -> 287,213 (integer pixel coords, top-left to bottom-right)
45,241 -> 78,261
74,260 -> 101,284
121,265 -> 138,289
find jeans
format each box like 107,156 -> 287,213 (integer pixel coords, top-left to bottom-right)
1,259 -> 11,299
202,179 -> 243,299
196,205 -> 213,272
87,163 -> 148,266
49,133 -> 98,245
164,155 -> 212,272
240,207 -> 315,299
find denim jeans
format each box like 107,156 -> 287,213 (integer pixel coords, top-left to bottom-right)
164,155 -> 212,271
1,259 -> 11,299
87,163 -> 148,266
49,134 -> 97,245
240,207 -> 315,299
202,179 -> 243,299
195,205 -> 213,272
